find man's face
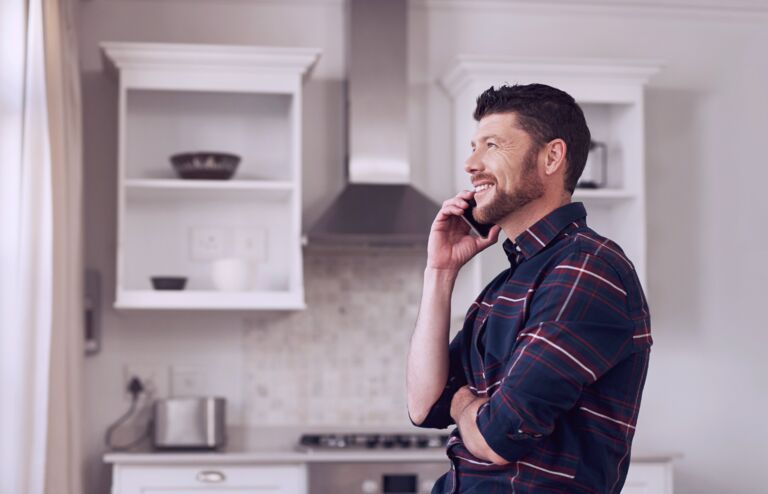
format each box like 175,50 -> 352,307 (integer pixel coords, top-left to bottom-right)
466,113 -> 545,225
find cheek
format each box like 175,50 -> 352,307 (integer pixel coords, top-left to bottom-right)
498,167 -> 519,190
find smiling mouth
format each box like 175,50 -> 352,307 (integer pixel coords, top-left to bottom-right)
474,183 -> 495,195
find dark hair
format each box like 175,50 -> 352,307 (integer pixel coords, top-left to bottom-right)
473,83 -> 591,194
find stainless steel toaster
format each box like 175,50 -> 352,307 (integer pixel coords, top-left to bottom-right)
152,397 -> 226,450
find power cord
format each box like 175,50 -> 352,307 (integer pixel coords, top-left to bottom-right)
104,377 -> 153,451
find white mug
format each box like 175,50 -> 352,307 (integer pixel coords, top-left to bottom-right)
210,257 -> 252,291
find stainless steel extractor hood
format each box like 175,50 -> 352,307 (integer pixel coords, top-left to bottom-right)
306,0 -> 440,247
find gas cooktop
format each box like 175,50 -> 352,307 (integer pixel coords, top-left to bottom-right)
298,433 -> 450,450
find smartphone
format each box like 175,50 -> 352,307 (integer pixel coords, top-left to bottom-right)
460,198 -> 493,238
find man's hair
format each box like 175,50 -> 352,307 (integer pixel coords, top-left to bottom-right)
473,83 -> 591,194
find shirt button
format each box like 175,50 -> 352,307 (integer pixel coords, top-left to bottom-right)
515,245 -> 522,252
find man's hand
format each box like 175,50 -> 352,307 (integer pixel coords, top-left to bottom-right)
450,385 -> 509,466
450,385 -> 483,424
427,190 -> 501,274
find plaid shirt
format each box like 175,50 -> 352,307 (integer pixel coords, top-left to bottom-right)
416,202 -> 652,493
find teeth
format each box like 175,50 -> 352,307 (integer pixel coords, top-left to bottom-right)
474,184 -> 494,193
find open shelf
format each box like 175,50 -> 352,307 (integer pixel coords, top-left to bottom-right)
573,188 -> 636,203
122,191 -> 298,293
115,290 -> 306,311
103,42 -> 319,311
125,179 -> 294,201
125,89 -> 294,182
440,57 -> 660,323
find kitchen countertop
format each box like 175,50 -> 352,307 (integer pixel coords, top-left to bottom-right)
104,426 -> 450,464
103,426 -> 680,465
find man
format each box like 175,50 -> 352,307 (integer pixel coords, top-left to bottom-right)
407,84 -> 652,493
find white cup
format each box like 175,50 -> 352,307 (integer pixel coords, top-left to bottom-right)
211,257 -> 252,291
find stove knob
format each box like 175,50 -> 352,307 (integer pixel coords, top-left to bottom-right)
395,435 -> 413,448
299,434 -> 320,447
426,436 -> 442,448
366,436 -> 380,448
361,479 -> 378,493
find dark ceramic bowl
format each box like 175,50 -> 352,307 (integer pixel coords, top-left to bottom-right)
170,152 -> 240,180
150,276 -> 187,290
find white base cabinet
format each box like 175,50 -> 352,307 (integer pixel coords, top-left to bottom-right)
108,459 -> 671,494
112,464 -> 307,494
623,461 -> 674,494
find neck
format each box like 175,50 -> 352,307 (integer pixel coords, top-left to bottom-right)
498,192 -> 572,242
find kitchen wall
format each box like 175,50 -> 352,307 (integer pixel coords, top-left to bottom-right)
242,250 -> 422,426
79,1 -> 768,493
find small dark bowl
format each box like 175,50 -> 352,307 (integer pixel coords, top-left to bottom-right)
170,152 -> 240,180
151,276 -> 187,290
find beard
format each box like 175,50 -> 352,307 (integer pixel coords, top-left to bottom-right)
474,144 -> 544,225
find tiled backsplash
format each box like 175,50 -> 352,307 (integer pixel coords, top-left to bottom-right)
242,249 -> 426,426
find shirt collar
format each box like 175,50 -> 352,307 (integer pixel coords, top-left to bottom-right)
503,202 -> 587,263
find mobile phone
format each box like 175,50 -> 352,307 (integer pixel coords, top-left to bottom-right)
460,198 -> 493,238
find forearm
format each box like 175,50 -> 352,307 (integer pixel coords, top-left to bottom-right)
455,397 -> 509,465
406,267 -> 457,424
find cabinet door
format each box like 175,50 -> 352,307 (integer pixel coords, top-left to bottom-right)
114,464 -> 307,494
622,462 -> 673,494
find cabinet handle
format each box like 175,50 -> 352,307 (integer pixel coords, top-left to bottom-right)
196,470 -> 226,483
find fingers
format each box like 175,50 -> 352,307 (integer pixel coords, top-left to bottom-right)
437,190 -> 473,219
441,193 -> 471,210
456,189 -> 474,200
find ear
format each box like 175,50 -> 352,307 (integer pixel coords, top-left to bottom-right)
543,139 -> 567,176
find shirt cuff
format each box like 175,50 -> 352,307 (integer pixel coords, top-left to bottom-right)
410,375 -> 462,430
476,402 -> 540,462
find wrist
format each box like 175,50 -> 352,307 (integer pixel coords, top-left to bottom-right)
424,266 -> 459,285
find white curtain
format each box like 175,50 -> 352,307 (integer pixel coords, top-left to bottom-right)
43,0 -> 85,492
0,0 -> 84,492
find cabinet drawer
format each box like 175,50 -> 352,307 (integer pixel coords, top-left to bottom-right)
114,464 -> 307,494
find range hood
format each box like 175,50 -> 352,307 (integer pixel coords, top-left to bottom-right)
306,0 -> 440,247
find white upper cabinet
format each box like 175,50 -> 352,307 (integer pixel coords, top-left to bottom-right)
440,57 -> 659,321
101,42 -> 320,310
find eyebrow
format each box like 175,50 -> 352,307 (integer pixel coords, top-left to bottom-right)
471,134 -> 505,147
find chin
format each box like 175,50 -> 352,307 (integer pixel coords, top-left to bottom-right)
478,190 -> 537,225
473,191 -> 496,222
474,204 -> 495,225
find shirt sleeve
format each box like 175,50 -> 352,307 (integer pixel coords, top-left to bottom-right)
475,251 -> 637,462
410,328 -> 468,429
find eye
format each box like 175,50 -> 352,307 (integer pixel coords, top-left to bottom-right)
487,142 -> 497,148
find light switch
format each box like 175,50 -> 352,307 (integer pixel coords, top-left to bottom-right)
189,227 -> 228,261
233,227 -> 268,261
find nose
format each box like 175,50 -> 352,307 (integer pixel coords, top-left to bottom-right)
464,148 -> 484,174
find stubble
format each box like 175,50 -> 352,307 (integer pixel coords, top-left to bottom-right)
474,144 -> 544,225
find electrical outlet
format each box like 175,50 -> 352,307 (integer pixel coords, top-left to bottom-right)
171,365 -> 207,397
189,227 -> 228,261
123,364 -> 168,402
233,227 -> 268,261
